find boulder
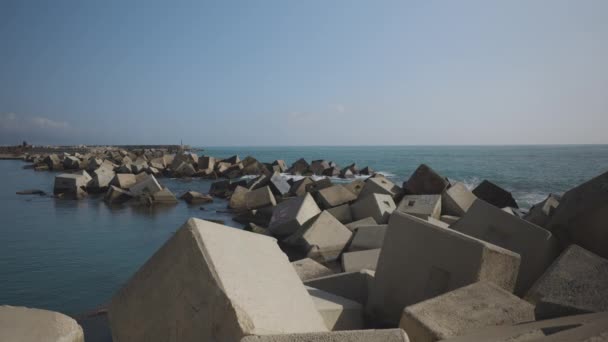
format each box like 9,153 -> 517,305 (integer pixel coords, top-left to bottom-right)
399,282 -> 535,342
111,173 -> 137,189
396,194 -> 442,220
317,185 -> 358,209
292,258 -> 335,281
348,225 -> 387,251
524,194 -> 560,228
326,204 -> 353,224
239,329 -> 409,342
245,186 -> 276,210
451,199 -> 560,295
0,305 -> 84,342
472,180 -> 519,209
442,182 -> 477,216
546,170 -> 608,259
180,191 -> 213,205
104,185 -> 133,205
367,212 -> 520,326
350,193 -> 396,224
129,174 -> 162,196
285,211 -> 353,263
53,173 -> 89,199
306,286 -> 364,331
402,164 -> 448,195
305,270 -> 375,306
525,245 -> 608,319
289,177 -> 314,197
345,217 -> 378,232
360,177 -> 402,199
269,194 -> 322,236
108,218 -> 327,342
342,249 -> 380,272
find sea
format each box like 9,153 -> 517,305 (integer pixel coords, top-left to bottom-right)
1,145 -> 608,319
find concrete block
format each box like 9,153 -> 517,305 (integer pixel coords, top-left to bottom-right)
287,158 -> 310,175
546,170 -> 608,259
108,218 -> 327,341
360,166 -> 374,175
344,179 -> 365,197
345,217 -> 378,232
317,185 -> 358,209
525,245 -> 608,319
339,168 -> 355,179
116,164 -> 132,174
173,161 -> 196,177
348,225 -> 387,251
269,171 -> 290,195
290,177 -> 314,197
269,193 -> 321,236
0,305 -> 84,342
305,270 -> 375,306
439,215 -> 460,225
342,249 -> 381,272
89,167 -> 115,193
198,156 -> 216,170
451,199 -> 560,295
272,159 -> 287,172
150,187 -> 178,205
306,178 -> 334,194
311,160 -> 331,175
44,154 -> 62,170
327,204 -> 353,224
111,173 -> 137,189
403,164 -> 448,195
472,180 -> 519,209
323,166 -> 341,177
350,193 -> 396,224
292,258 -> 335,281
104,185 -> 133,205
53,173 -> 89,199
367,212 -> 520,326
306,286 -> 364,331
240,329 -> 409,342
442,182 -> 477,216
400,282 -> 534,342
129,174 -> 162,196
396,194 -> 442,220
245,186 -> 276,210
63,155 -> 81,169
427,216 -> 449,228
360,177 -> 402,199
286,211 -> 353,263
180,191 -> 213,205
524,194 -> 560,228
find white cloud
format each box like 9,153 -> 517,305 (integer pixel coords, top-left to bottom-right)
0,112 -> 70,131
29,116 -> 69,129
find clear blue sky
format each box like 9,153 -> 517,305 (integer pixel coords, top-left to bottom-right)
1,0 -> 607,146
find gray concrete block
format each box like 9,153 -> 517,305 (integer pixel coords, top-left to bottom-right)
0,305 -> 84,342
360,177 -> 402,199
240,329 -> 409,342
179,191 -> 213,205
367,212 -> 520,326
269,171 -> 291,195
473,180 -> 519,209
442,182 -> 477,216
327,204 -> 353,224
104,185 -> 133,205
403,164 -> 449,195
307,287 -> 364,331
269,193 -> 321,236
53,173 -> 89,199
451,199 -> 560,295
317,185 -> 358,209
342,249 -> 381,272
396,194 -> 442,220
149,187 -> 178,205
439,215 -> 460,225
111,173 -> 136,189
344,179 -> 365,197
305,270 -> 375,305
348,225 -> 388,251
229,185 -> 249,210
523,194 -> 560,228
108,218 -> 327,342
350,193 -> 396,224
292,258 -> 335,281
290,177 -> 314,197
399,282 -> 535,342
129,174 -> 162,196
427,217 -> 449,228
345,217 -> 378,232
525,245 -> 608,319
245,186 -> 276,210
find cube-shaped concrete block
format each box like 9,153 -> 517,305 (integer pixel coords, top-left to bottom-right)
442,182 -> 477,216
245,186 -> 276,210
327,204 -> 353,224
399,282 -> 535,342
239,329 -> 410,342
269,193 -> 321,236
440,215 -> 460,225
289,177 -> 313,197
111,173 -> 136,189
307,286 -> 364,331
472,180 -> 518,209
525,245 -> 608,319
348,225 -> 387,251
523,193 -> 560,228
317,185 -> 358,209
108,219 -> 327,341
344,179 -> 365,197
151,187 -> 178,205
396,194 -> 442,220
360,177 -> 402,199
305,270 -> 375,306
53,173 -> 89,199
345,217 -> 378,232
292,258 -> 335,281
129,174 -> 162,196
451,199 -> 560,295
367,212 -> 520,326
403,164 -> 448,195
350,193 -> 396,224
342,249 -> 381,272
0,305 -> 84,342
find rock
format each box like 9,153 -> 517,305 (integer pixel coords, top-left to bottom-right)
129,174 -> 162,196
360,177 -> 402,199
285,211 -> 353,263
472,180 -> 519,209
317,185 -> 358,209
306,286 -> 364,331
111,173 -> 137,189
108,218 -> 327,341
287,158 -> 310,175
104,185 -> 133,205
546,170 -> 608,259
53,173 -> 89,199
239,329 -> 409,342
396,194 -> 442,220
180,191 -> 213,205
292,258 -> 335,281
451,199 -> 560,295
348,225 -> 387,251
439,214 -> 460,225
525,245 -> 608,319
345,217 -> 378,232
305,269 -> 375,306
350,193 -> 396,224
367,212 -> 520,326
442,182 -> 477,216
269,193 -> 321,236
326,204 -> 353,224
245,186 -> 276,210
399,282 -> 535,342
342,249 -> 380,272
0,305 -> 84,342
16,189 -> 46,196
269,172 -> 290,195
289,177 -> 314,197
403,164 -> 448,195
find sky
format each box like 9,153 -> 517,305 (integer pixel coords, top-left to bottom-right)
1,0 -> 607,146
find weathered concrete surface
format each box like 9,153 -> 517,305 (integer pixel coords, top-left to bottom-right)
53,173 -> 89,199
150,187 -> 178,205
104,185 -> 133,205
286,211 -> 353,262
472,180 -> 519,209
292,258 -> 335,281
269,171 -> 290,195
245,186 -> 276,210
367,212 -> 520,326
523,194 -> 560,228
350,193 -> 396,224
399,282 -> 534,342
327,204 -> 353,224
0,305 -> 84,342
269,193 -> 321,236
129,174 -> 162,196
427,217 -> 450,228
451,199 -> 560,295
307,286 -> 364,331
396,194 -> 442,220
403,164 -> 448,195
348,225 -> 387,251
546,170 -> 608,259
442,182 -> 477,216
180,191 -> 213,205
108,218 -> 327,342
345,217 -> 378,232
439,215 -> 460,225
440,312 -> 608,342
240,329 -> 410,342
525,245 -> 608,319
344,179 -> 365,197
528,317 -> 608,341
111,173 -> 137,189
290,177 -> 314,197
318,185 -> 358,209
305,270 -> 375,305
360,177 -> 402,199
342,249 -> 381,272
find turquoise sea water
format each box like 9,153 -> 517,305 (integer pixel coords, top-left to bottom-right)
1,145 -> 608,318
